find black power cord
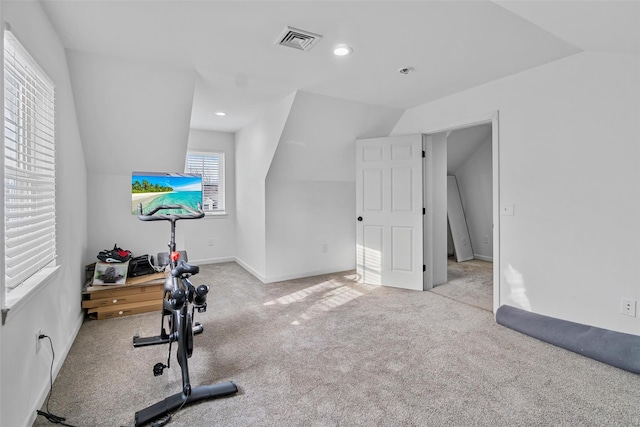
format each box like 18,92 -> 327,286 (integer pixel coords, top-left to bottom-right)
35,334 -> 76,427
150,395 -> 188,427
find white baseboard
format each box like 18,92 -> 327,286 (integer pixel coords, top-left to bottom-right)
190,256 -> 236,266
234,257 -> 267,283
232,258 -> 355,284
27,311 -> 84,427
474,254 -> 493,262
263,263 -> 356,284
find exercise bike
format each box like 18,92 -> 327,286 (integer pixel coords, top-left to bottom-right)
132,202 -> 237,426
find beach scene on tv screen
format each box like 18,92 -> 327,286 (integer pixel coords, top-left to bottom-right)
132,172 -> 202,215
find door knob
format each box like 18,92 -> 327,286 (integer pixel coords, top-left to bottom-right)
357,216 -> 363,221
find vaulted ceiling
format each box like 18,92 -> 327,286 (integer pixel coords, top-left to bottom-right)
39,0 -> 640,133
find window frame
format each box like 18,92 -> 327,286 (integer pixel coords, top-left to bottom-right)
184,150 -> 226,216
2,26 -> 58,314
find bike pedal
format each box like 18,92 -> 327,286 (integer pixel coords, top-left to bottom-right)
153,363 -> 166,376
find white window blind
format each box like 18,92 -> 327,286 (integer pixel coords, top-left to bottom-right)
3,29 -> 56,291
185,152 -> 225,213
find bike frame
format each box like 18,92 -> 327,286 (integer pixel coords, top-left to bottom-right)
132,203 -> 237,426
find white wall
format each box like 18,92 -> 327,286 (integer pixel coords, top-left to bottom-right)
65,50 -> 197,260
453,136 -> 493,260
265,91 -> 404,282
180,129 -> 236,264
235,92 -> 295,280
0,2 -> 88,426
393,51 -> 640,334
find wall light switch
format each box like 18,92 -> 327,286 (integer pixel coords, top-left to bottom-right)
501,203 -> 514,216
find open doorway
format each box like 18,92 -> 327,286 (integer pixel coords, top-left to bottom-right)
428,123 -> 494,311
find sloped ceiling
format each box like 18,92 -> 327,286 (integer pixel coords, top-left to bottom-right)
268,91 -> 404,182
36,0 -> 632,133
65,51 -> 196,174
447,124 -> 492,175
495,1 -> 640,55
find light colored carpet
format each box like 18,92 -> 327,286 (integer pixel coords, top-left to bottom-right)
430,257 -> 493,311
35,262 -> 640,426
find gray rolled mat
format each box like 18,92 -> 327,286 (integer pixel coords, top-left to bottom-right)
496,304 -> 640,373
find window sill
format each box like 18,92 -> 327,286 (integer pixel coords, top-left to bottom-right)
2,265 -> 60,324
204,212 -> 228,218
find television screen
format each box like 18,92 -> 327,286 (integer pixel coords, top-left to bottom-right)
131,171 -> 203,215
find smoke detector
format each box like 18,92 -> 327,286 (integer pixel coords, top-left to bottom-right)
276,26 -> 323,51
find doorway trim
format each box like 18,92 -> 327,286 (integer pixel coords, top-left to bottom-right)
422,111 -> 500,313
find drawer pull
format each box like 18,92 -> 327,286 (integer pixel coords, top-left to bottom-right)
113,299 -> 118,304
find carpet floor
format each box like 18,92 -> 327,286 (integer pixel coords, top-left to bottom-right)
35,262 -> 640,426
430,257 -> 493,311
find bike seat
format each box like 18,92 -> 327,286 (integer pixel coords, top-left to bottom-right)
171,259 -> 199,277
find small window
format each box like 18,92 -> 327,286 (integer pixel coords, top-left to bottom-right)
3,29 -> 57,294
185,152 -> 225,214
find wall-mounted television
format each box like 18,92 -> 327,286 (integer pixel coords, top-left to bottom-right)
131,171 -> 203,215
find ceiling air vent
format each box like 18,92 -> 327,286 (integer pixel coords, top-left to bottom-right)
276,26 -> 322,51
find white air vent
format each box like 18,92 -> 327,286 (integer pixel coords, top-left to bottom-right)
276,26 -> 322,51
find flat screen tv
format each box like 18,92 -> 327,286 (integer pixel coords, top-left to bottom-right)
131,171 -> 203,215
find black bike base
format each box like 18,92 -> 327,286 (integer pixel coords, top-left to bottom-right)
133,323 -> 204,348
134,381 -> 238,426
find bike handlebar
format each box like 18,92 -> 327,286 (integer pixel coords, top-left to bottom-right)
137,203 -> 205,222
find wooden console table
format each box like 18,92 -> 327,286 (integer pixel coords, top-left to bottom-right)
82,272 -> 167,320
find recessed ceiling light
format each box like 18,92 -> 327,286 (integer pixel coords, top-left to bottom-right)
215,112 -> 227,116
333,45 -> 352,56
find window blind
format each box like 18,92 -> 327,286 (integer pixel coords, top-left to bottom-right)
3,29 -> 56,290
185,152 -> 225,213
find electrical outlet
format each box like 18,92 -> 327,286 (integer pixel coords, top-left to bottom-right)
501,203 -> 514,216
620,298 -> 636,317
207,238 -> 214,246
322,244 -> 328,254
36,329 -> 43,353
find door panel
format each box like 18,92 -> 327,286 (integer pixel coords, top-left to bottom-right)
356,134 -> 423,290
391,167 -> 413,211
363,146 -> 383,162
391,226 -> 413,271
363,169 -> 383,211
391,144 -> 412,160
362,225 -> 383,285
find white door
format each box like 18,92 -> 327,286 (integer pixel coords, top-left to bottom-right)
423,133 -> 448,289
356,134 -> 423,290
